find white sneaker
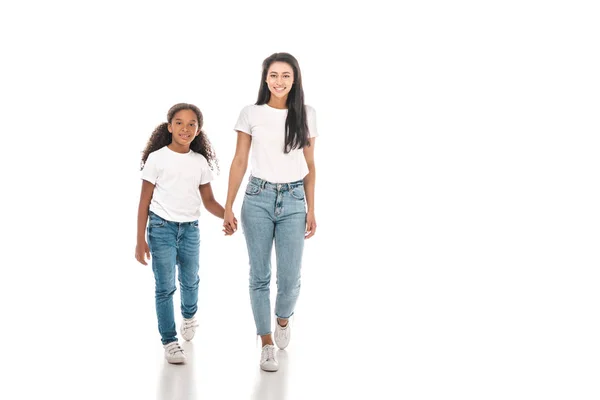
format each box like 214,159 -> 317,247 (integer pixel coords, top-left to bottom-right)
164,341 -> 186,364
260,344 -> 279,372
180,316 -> 199,341
274,320 -> 290,349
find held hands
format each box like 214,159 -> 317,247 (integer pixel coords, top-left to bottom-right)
223,223 -> 236,236
223,208 -> 238,235
305,211 -> 317,239
135,240 -> 151,265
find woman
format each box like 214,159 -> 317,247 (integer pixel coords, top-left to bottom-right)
224,52 -> 318,371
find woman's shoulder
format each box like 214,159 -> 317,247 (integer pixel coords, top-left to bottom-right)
304,104 -> 316,113
240,104 -> 258,113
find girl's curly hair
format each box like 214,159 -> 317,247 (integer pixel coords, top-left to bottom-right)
140,103 -> 219,172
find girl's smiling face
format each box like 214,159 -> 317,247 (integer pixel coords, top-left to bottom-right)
266,61 -> 294,100
168,109 -> 200,147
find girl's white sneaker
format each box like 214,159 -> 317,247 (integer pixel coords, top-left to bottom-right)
164,341 -> 186,364
180,316 -> 198,341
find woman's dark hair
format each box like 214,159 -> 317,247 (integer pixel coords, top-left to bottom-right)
256,52 -> 310,153
140,103 -> 218,172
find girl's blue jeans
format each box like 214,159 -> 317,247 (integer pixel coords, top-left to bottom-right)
147,211 -> 200,345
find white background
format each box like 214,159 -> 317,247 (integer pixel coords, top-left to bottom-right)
1,0 -> 599,399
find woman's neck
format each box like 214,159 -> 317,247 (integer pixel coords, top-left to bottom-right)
267,96 -> 287,109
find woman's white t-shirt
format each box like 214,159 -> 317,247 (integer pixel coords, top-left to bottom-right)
234,104 -> 318,183
141,146 -> 214,222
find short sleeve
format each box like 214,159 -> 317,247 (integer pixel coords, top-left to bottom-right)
200,166 -> 214,185
307,106 -> 319,138
141,152 -> 159,184
234,106 -> 252,135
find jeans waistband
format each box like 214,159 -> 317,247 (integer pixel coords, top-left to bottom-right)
149,211 -> 197,226
249,175 -> 304,190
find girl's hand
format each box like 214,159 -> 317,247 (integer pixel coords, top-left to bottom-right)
135,240 -> 151,265
224,209 -> 238,234
305,211 -> 317,239
223,223 -> 236,236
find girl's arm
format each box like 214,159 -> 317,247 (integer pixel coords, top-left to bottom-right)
199,183 -> 235,235
135,180 -> 155,265
303,137 -> 317,239
224,131 -> 252,232
200,182 -> 226,218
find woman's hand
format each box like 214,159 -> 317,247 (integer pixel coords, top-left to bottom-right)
135,240 -> 151,265
222,222 -> 236,236
305,211 -> 317,239
224,208 -> 238,235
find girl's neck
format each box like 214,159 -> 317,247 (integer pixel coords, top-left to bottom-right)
267,97 -> 287,109
167,142 -> 190,154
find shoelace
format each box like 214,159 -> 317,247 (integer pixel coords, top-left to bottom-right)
165,342 -> 184,356
261,345 -> 275,362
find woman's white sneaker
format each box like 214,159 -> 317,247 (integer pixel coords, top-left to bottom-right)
180,316 -> 199,341
164,341 -> 186,364
260,344 -> 279,371
274,321 -> 290,349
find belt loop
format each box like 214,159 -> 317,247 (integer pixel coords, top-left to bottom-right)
261,179 -> 266,189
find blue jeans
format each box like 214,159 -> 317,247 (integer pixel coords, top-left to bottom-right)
147,211 -> 200,345
241,176 -> 307,336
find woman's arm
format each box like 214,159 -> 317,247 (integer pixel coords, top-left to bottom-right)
224,131 -> 252,232
135,180 -> 155,265
303,137 -> 317,239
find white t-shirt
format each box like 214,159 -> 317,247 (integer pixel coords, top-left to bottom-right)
234,104 -> 318,183
141,146 -> 214,222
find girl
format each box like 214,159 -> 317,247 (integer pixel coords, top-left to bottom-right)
223,53 -> 319,371
135,103 -> 234,364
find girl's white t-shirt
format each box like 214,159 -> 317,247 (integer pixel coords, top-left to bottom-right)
141,146 -> 214,222
234,104 -> 318,183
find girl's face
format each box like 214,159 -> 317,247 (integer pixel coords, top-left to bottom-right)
266,62 -> 294,100
168,109 -> 200,146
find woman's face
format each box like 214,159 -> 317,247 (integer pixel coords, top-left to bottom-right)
266,61 -> 294,100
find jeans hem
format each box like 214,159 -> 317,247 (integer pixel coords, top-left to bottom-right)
275,312 -> 294,320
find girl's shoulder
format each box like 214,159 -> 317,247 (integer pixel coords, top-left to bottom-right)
146,145 -> 168,160
189,150 -> 210,165
151,145 -> 168,154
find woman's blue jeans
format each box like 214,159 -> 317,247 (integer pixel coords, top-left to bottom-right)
241,176 -> 306,336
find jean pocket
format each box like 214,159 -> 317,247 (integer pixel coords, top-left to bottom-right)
290,186 -> 305,200
148,214 -> 166,228
245,183 -> 261,196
